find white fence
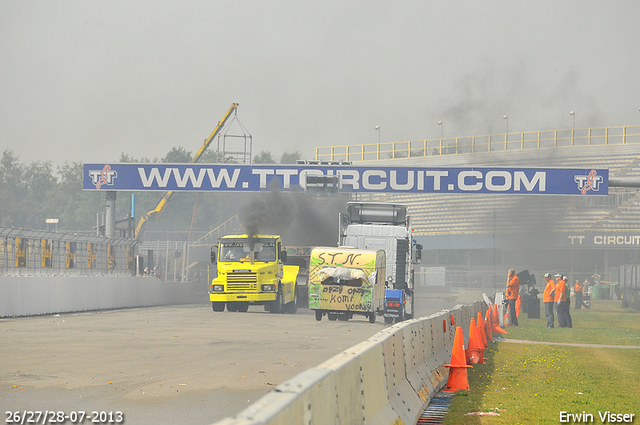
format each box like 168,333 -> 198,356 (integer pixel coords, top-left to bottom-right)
0,276 -> 196,317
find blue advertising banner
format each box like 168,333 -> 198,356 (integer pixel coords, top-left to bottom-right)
83,163 -> 608,195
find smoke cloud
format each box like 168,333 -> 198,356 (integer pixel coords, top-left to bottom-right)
239,183 -> 348,248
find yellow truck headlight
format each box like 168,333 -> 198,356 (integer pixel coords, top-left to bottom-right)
261,284 -> 275,292
211,285 -> 224,292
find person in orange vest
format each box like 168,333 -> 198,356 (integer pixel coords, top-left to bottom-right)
574,279 -> 586,309
554,273 -> 569,328
506,268 -> 520,326
543,273 -> 556,328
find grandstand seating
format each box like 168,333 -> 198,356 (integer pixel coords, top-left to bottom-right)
356,143 -> 640,235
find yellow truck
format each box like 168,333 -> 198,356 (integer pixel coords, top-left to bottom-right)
308,246 -> 386,323
209,234 -> 299,313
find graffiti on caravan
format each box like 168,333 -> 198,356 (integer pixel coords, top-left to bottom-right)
82,163 -> 609,195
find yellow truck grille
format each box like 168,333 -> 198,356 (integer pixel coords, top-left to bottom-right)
227,272 -> 258,287
227,283 -> 258,291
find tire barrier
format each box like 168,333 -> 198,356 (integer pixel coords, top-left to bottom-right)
213,301 -> 485,425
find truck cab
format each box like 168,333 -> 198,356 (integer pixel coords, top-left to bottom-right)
209,234 -> 299,313
339,202 -> 422,324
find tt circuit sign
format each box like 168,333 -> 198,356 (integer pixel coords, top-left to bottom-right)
83,163 -> 608,195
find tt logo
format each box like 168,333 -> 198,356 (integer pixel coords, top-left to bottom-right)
89,164 -> 118,189
574,170 -> 602,194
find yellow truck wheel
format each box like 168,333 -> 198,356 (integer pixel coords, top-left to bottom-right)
285,286 -> 298,314
270,288 -> 284,314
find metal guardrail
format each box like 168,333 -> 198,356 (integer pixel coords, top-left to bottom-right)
189,214 -> 241,247
316,125 -> 640,162
1,226 -> 137,277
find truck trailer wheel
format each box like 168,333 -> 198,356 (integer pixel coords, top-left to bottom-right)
315,310 -> 322,321
384,316 -> 394,325
212,302 -> 225,312
328,313 -> 337,321
237,302 -> 249,312
368,313 -> 376,324
227,303 -> 238,312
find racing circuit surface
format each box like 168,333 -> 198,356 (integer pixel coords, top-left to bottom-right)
1,288 -> 458,425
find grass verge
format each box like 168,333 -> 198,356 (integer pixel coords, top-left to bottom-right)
443,300 -> 640,424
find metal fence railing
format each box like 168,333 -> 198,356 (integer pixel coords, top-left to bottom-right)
1,226 -> 137,277
316,125 -> 640,162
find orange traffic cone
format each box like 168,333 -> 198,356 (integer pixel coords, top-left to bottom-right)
492,304 -> 508,334
485,315 -> 493,342
492,321 -> 509,334
516,295 -> 521,318
492,304 -> 499,325
504,309 -> 510,326
465,318 -> 485,364
477,311 -> 488,349
443,326 -> 473,392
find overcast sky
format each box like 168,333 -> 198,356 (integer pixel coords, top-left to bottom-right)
1,1 -> 639,168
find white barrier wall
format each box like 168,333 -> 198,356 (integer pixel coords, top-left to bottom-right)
214,302 -> 485,425
0,276 -> 196,317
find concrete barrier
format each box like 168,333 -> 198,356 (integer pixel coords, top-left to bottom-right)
212,300 -> 485,425
0,276 -> 196,317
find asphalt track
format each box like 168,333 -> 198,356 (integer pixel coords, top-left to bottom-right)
1,289 -> 459,425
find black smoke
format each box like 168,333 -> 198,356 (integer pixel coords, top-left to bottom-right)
239,183 -> 349,248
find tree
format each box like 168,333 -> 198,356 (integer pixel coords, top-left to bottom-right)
52,161 -> 102,231
198,149 -> 219,163
253,151 -> 276,164
118,152 -> 137,163
22,160 -> 57,227
117,152 -> 155,163
163,146 -> 192,163
0,150 -> 25,227
280,150 -> 302,164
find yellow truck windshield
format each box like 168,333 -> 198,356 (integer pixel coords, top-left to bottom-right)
220,240 -> 276,262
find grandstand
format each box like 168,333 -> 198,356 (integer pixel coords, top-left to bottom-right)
356,143 -> 640,235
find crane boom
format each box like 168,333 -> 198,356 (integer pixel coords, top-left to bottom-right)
134,103 -> 239,239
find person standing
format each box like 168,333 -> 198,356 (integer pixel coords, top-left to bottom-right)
543,273 -> 556,328
506,268 -> 520,326
582,278 -> 591,309
554,273 -> 568,328
574,279 -> 585,309
563,275 -> 572,328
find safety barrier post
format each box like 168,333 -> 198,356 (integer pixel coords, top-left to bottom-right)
404,318 -> 440,406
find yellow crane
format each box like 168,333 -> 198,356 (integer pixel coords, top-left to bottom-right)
134,103 -> 239,239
